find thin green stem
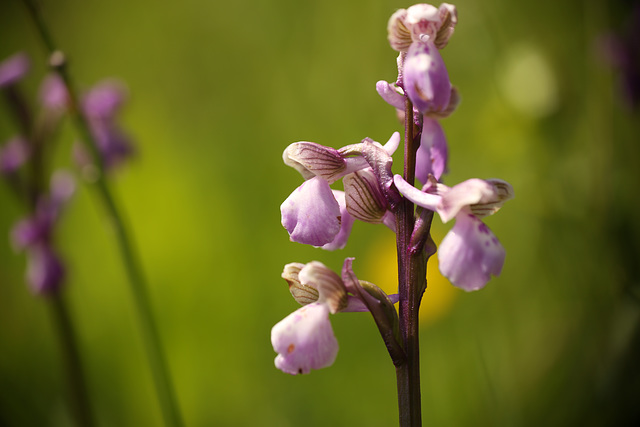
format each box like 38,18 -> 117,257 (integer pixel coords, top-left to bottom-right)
21,1 -> 184,426
395,98 -> 426,427
49,292 -> 95,427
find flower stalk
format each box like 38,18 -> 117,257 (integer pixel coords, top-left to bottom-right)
21,1 -> 184,426
49,292 -> 95,427
394,97 -> 428,427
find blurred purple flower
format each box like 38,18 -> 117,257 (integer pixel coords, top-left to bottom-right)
78,80 -> 134,170
39,73 -> 69,111
83,80 -> 127,120
11,172 -> 75,295
25,243 -> 65,295
0,136 -> 30,175
0,53 -> 30,88
597,4 -> 640,111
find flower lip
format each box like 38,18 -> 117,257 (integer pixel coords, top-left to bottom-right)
280,176 -> 342,247
438,212 -> 505,291
271,302 -> 338,375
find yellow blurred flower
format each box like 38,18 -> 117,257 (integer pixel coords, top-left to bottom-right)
364,230 -> 458,326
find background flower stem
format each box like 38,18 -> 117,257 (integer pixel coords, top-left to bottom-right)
48,292 -> 95,427
21,1 -> 184,426
395,97 -> 427,427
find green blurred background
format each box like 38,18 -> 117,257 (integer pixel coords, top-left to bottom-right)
1,0 -> 639,425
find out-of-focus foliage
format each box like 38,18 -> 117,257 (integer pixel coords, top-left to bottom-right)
1,0 -> 638,426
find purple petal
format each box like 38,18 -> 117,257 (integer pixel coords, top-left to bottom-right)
281,177 -> 341,246
321,190 -> 355,251
434,3 -> 458,49
376,80 -> 405,110
271,302 -> 338,375
90,122 -> 135,170
383,131 -> 401,156
387,9 -> 412,52
39,74 -> 68,111
342,295 -> 370,312
393,174 -> 441,211
438,179 -> 498,223
406,4 -> 440,42
11,218 -> 45,250
26,244 -> 65,295
343,169 -> 389,224
438,212 -> 505,291
83,80 -> 126,120
416,117 -> 448,183
404,41 -> 451,114
381,210 -> 397,233
342,293 -> 399,312
0,53 -> 30,88
0,137 -> 30,175
298,261 -> 347,313
283,142 -> 346,183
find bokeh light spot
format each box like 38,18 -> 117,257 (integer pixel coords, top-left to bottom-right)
364,231 -> 458,326
498,42 -> 559,118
